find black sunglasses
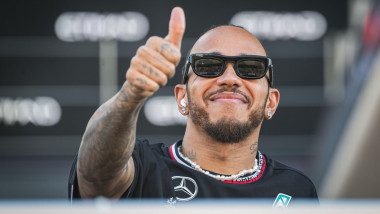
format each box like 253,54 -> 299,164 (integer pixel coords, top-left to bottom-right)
182,53 -> 273,87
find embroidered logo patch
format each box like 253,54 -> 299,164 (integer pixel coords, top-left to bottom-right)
273,193 -> 292,208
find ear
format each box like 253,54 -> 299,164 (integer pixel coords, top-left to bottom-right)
174,84 -> 188,115
265,88 -> 280,119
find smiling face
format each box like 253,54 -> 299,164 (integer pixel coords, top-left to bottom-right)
176,26 -> 278,143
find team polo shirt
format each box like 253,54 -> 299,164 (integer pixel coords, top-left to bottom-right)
69,138 -> 318,206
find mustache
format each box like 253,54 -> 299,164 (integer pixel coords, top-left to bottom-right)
203,87 -> 251,106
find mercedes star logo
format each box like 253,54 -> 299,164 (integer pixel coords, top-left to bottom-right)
171,176 -> 198,201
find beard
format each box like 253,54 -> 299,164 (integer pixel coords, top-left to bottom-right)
188,90 -> 268,144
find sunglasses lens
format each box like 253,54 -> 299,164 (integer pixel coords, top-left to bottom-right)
194,58 -> 223,77
237,60 -> 267,78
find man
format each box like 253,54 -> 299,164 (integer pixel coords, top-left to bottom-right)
69,7 -> 318,205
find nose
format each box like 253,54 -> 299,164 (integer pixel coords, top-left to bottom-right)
215,62 -> 243,87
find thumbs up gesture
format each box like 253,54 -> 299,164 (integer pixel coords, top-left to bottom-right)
125,7 -> 186,101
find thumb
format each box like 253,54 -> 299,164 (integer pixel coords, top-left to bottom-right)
165,7 -> 186,50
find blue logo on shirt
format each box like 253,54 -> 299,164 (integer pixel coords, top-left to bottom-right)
273,193 -> 292,208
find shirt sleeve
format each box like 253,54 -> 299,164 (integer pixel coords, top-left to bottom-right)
68,139 -> 160,200
120,138 -> 154,198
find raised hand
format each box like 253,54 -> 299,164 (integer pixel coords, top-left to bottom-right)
78,8 -> 186,199
125,7 -> 186,101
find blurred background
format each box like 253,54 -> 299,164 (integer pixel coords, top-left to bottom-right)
0,0 -> 379,199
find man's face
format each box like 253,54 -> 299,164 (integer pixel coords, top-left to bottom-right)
186,26 -> 270,143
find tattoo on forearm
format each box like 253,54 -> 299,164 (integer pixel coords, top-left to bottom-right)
78,92 -> 141,197
118,89 -> 129,102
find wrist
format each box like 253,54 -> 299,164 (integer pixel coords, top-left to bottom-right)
119,81 -> 149,104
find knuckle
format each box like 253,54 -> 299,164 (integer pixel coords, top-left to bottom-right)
172,52 -> 181,63
130,56 -> 140,66
169,63 -> 176,74
150,70 -> 167,87
166,66 -> 176,79
159,77 -> 168,87
136,46 -> 149,57
143,80 -> 158,92
155,73 -> 166,84
126,68 -> 136,81
152,83 -> 160,91
146,36 -> 161,45
168,71 -> 175,79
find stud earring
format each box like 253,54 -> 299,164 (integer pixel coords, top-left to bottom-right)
180,99 -> 186,107
180,99 -> 187,115
267,111 -> 272,119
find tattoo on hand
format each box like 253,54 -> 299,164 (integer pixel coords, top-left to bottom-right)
136,78 -> 147,85
142,63 -> 159,77
160,43 -> 172,54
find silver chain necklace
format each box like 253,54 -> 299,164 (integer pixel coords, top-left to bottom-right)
177,146 -> 258,181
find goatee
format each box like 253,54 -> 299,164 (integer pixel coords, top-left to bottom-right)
188,97 -> 266,143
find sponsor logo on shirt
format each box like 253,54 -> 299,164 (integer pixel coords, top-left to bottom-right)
171,176 -> 198,201
273,193 -> 292,208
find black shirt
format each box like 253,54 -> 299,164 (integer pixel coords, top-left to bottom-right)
69,138 -> 318,206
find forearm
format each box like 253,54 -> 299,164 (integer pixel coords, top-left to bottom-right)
77,81 -> 143,197
76,7 -> 185,198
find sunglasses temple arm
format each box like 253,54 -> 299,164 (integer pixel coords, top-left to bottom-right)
182,61 -> 190,84
270,65 -> 274,87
